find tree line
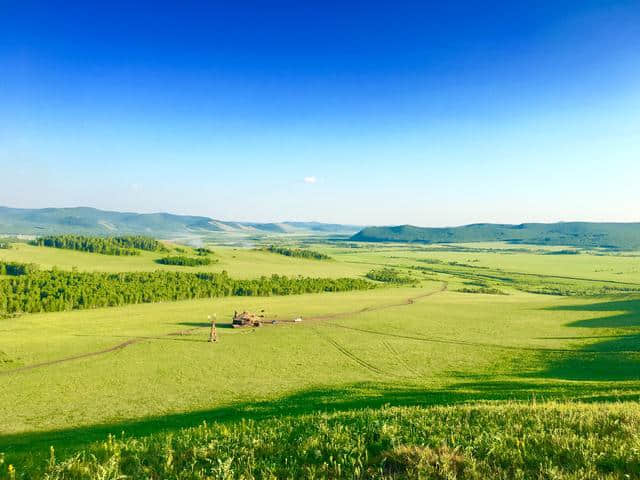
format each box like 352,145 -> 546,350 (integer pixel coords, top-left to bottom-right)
0,269 -> 376,314
263,245 -> 331,260
156,256 -> 214,266
30,235 -> 164,256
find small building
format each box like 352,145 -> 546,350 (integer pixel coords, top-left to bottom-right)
232,311 -> 262,328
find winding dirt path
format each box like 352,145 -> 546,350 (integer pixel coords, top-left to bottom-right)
0,328 -> 200,376
0,283 -> 447,376
305,281 -> 447,322
3,281 -> 628,376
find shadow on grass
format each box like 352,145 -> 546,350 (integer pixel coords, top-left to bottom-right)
4,297 -> 640,467
177,321 -> 235,329
529,297 -> 640,381
3,379 -> 640,466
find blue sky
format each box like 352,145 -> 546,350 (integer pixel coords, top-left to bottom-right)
1,1 -> 639,225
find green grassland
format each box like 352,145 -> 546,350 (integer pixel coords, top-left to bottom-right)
0,242 -> 370,279
331,244 -> 640,284
1,241 -> 640,478
24,402 -> 640,479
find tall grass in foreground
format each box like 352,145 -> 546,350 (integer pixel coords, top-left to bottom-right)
4,401 -> 639,479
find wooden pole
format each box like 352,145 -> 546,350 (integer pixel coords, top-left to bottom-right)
208,314 -> 218,343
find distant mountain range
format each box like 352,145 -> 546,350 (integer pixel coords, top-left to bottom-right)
0,207 -> 361,237
351,223 -> 640,250
4,207 -> 639,250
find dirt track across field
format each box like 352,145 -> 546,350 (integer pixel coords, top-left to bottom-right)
2,281 -> 629,376
305,282 -> 448,322
0,328 -> 200,376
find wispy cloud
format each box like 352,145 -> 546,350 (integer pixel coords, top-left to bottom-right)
303,176 -> 317,184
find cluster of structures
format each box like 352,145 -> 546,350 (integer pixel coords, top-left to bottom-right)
232,310 -> 264,328
208,310 -> 303,343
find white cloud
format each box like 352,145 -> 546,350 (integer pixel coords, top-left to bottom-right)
303,176 -> 317,184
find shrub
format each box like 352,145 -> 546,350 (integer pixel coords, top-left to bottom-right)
0,261 -> 37,276
458,287 -> 507,295
366,268 -> 416,284
156,256 -> 213,266
263,245 -> 331,260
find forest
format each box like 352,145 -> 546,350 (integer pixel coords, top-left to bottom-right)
263,245 -> 331,260
0,269 -> 375,314
30,235 -> 163,256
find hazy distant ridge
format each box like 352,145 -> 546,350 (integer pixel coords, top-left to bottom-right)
351,222 -> 640,250
0,206 -> 360,236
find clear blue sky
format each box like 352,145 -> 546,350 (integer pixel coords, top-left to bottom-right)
1,1 -> 639,225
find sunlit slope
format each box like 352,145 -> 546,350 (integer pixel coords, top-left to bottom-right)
333,245 -> 640,284
0,243 -> 371,278
2,283 -> 639,442
19,402 -> 640,480
1,241 -> 640,471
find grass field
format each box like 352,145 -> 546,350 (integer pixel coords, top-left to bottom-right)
0,242 -> 371,278
25,402 -> 640,479
1,241 -> 640,478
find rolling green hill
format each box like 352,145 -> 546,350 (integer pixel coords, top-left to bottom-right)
2,242 -> 640,477
0,206 -> 360,237
351,222 -> 640,249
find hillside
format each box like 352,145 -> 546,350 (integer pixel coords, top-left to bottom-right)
3,241 -> 640,476
0,206 -> 360,237
11,402 -> 640,479
351,222 -> 640,250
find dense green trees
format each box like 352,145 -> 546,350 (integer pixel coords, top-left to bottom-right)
0,261 -> 37,276
0,270 -> 375,314
156,256 -> 213,266
263,245 -> 331,260
31,235 -> 163,256
366,268 -> 416,284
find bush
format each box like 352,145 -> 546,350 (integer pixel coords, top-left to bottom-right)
366,268 -> 416,284
458,287 -> 507,295
263,245 -> 331,260
156,256 -> 213,266
0,261 -> 37,276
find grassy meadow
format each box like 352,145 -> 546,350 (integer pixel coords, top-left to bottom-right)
0,242 -> 370,278
1,240 -> 640,478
